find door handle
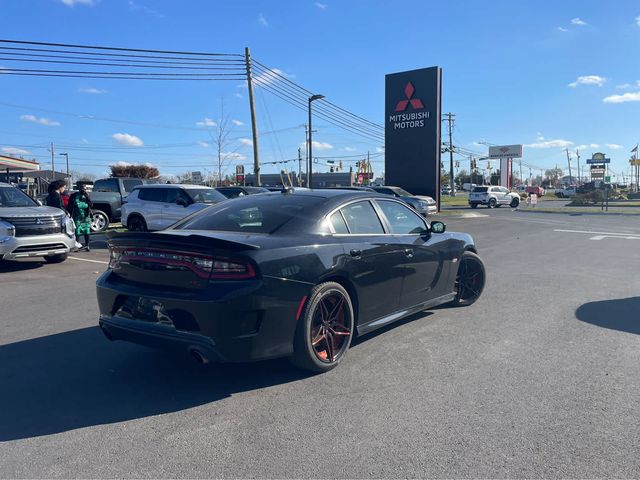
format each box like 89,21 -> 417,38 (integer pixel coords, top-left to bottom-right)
403,248 -> 414,257
349,249 -> 362,258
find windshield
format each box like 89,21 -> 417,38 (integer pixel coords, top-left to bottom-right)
175,194 -> 323,233
0,186 -> 38,207
186,188 -> 227,204
473,187 -> 489,193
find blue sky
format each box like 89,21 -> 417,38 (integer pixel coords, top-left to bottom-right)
0,0 -> 638,182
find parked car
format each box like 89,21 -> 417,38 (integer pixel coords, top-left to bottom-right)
555,186 -> 577,198
121,184 -> 227,232
371,186 -> 437,215
0,182 -> 76,264
515,185 -> 527,193
525,186 -> 545,196
89,177 -> 158,233
215,186 -> 270,198
469,186 -> 520,208
441,184 -> 452,195
98,189 -> 485,372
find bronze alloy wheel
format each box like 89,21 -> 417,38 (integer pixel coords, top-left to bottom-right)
291,281 -> 354,372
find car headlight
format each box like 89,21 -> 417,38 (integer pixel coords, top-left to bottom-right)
0,219 -> 15,243
418,200 -> 429,209
62,216 -> 75,237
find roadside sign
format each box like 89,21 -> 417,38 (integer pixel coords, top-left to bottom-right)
604,176 -> 611,183
191,171 -> 203,184
489,144 -> 522,159
235,165 -> 245,184
586,158 -> 611,164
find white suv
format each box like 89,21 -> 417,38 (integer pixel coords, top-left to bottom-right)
121,184 -> 227,231
469,186 -> 520,209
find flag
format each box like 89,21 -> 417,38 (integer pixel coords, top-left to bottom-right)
632,145 -> 638,153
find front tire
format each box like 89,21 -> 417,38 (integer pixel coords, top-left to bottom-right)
290,282 -> 354,373
510,198 -> 520,208
449,251 -> 485,307
44,253 -> 68,264
127,215 -> 148,232
90,210 -> 110,233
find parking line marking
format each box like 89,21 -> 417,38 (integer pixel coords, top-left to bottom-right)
68,256 -> 109,265
554,228 -> 640,237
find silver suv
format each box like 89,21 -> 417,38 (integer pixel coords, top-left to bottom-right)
469,186 -> 520,209
0,182 -> 76,263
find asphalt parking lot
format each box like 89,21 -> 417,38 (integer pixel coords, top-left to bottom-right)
1,209 -> 639,478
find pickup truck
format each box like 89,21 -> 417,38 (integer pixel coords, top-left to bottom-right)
89,177 -> 156,232
555,186 -> 577,198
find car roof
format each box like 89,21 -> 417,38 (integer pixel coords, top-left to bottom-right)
0,182 -> 13,188
135,184 -> 213,189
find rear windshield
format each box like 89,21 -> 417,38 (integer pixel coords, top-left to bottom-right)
473,187 -> 488,193
175,194 -> 324,233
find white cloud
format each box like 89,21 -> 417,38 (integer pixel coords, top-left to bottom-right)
258,13 -> 268,27
79,87 -> 107,94
234,92 -> 243,99
232,119 -> 244,126
2,146 -> 30,155
603,92 -> 640,103
344,147 -> 357,152
557,27 -> 569,32
526,139 -> 574,148
636,15 -> 640,27
606,144 -> 623,149
239,138 -> 253,146
315,2 -> 328,10
20,114 -> 61,126
571,18 -> 587,26
112,133 -> 144,147
80,138 -> 89,144
222,152 -> 247,161
575,144 -> 600,149
375,146 -> 385,153
60,0 -> 97,6
128,0 -> 164,18
568,75 -> 606,88
114,161 -> 132,167
197,141 -> 211,148
300,141 -> 333,150
616,83 -> 631,89
196,117 -> 217,127
536,133 -> 545,141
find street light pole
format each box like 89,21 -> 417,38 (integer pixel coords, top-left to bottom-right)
59,152 -> 69,187
307,94 -> 325,188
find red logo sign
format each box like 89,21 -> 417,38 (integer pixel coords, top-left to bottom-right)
500,147 -> 509,154
395,82 -> 424,112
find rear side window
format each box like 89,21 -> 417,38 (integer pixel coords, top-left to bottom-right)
138,188 -> 164,202
122,179 -> 143,193
339,201 -> 384,234
329,211 -> 349,234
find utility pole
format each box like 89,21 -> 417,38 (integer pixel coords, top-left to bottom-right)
297,147 -> 302,187
519,159 -> 523,186
443,112 -> 456,195
59,152 -> 69,187
575,149 -> 581,186
50,142 -> 55,177
244,47 -> 260,186
565,148 -> 573,184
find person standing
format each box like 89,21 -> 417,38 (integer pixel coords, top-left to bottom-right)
67,183 -> 93,251
45,180 -> 67,212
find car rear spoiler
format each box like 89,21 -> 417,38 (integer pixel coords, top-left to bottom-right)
105,231 -> 260,251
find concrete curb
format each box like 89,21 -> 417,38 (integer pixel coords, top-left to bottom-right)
515,209 -> 640,217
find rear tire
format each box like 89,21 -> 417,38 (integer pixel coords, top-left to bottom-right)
488,198 -> 497,208
290,282 -> 354,373
44,253 -> 68,264
449,251 -> 485,307
470,203 -> 478,209
90,210 -> 109,233
127,215 -> 148,232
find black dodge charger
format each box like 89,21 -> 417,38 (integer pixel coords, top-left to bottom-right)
97,189 -> 485,372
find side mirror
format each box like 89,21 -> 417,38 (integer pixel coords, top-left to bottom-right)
430,221 -> 446,234
36,199 -> 43,206
176,198 -> 188,207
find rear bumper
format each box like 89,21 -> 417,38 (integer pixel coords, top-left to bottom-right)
0,233 -> 76,260
96,271 -> 311,362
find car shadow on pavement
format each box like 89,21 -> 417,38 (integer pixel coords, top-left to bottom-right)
575,297 -> 640,335
0,326 -> 309,441
0,260 -> 43,273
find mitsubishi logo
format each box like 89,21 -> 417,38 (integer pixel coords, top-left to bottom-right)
35,218 -> 43,225
395,82 -> 424,112
500,147 -> 510,154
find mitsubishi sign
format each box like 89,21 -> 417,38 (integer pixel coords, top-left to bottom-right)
489,145 -> 523,159
385,66 -> 442,205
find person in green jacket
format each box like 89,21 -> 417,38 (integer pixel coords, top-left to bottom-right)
67,183 -> 93,251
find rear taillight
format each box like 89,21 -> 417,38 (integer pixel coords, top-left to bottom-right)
108,247 -> 256,280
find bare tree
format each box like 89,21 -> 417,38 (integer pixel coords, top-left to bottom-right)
207,99 -> 234,188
